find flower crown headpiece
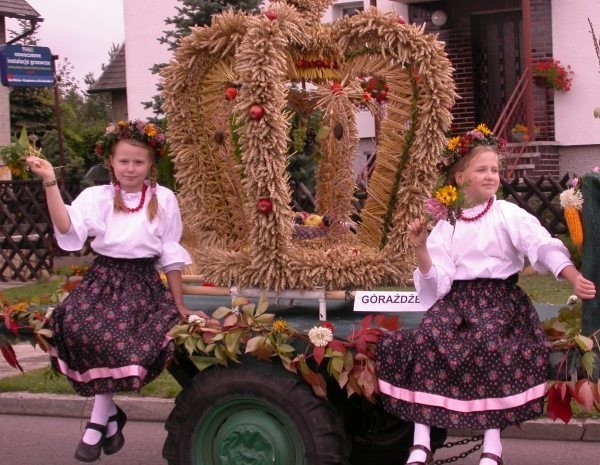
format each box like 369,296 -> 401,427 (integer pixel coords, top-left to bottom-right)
425,124 -> 504,225
95,119 -> 167,161
437,123 -> 504,181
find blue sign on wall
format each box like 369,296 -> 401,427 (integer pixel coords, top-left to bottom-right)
0,44 -> 54,87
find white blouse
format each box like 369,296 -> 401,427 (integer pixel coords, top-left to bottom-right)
55,184 -> 192,272
414,197 -> 573,308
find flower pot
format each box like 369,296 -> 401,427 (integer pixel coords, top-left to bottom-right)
511,133 -> 528,143
533,75 -> 552,89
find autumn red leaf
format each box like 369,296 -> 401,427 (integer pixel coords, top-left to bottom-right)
360,314 -> 374,331
355,337 -> 367,355
329,339 -> 345,353
546,383 -> 573,424
312,345 -> 325,366
0,337 -> 23,372
4,309 -> 20,336
573,379 -> 595,411
373,314 -> 401,332
298,358 -> 327,397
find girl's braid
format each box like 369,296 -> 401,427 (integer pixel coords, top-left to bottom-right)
108,165 -> 127,212
147,164 -> 159,221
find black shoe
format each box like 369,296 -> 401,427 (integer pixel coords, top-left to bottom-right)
103,405 -> 127,455
74,422 -> 106,462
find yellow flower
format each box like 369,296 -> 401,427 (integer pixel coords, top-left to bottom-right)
447,136 -> 460,151
476,123 -> 491,136
435,185 -> 458,207
272,320 -> 288,333
11,302 -> 27,313
145,125 -> 157,138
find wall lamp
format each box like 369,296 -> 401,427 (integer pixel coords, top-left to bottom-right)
431,10 -> 448,28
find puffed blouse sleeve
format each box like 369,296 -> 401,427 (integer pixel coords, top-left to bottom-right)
501,202 -> 572,278
156,188 -> 192,271
413,221 -> 456,308
54,186 -> 109,251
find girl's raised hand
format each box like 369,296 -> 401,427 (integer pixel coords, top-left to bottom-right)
25,156 -> 55,182
407,217 -> 428,249
574,273 -> 596,301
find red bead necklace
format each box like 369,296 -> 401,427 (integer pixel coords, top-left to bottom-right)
458,196 -> 494,222
121,184 -> 148,213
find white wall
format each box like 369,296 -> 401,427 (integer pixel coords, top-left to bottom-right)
123,0 -> 177,120
552,0 -> 600,146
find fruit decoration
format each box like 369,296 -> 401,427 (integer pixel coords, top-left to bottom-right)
330,82 -> 343,94
257,198 -> 273,214
303,214 -> 324,228
224,87 -> 238,101
248,104 -> 265,121
265,10 -> 278,21
214,132 -> 225,145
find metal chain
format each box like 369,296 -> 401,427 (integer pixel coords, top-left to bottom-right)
432,435 -> 484,465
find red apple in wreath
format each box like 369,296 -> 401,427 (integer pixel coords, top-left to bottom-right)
257,198 -> 273,214
331,82 -> 343,94
224,87 -> 238,101
249,104 -> 265,120
265,10 -> 278,21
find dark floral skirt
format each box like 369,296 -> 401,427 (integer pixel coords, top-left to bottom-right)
46,255 -> 181,397
376,275 -> 549,430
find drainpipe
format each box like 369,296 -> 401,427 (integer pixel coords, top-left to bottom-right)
521,0 -> 535,141
6,18 -> 41,45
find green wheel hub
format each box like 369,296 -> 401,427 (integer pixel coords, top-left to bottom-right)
193,397 -> 306,465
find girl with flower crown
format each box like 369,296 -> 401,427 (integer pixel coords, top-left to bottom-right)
25,120 -> 192,463
376,126 -> 596,465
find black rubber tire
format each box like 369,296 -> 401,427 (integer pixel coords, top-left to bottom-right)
334,394 -> 447,465
162,359 -> 351,465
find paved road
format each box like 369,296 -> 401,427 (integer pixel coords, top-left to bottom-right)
1,414 -> 167,465
0,413 -> 598,465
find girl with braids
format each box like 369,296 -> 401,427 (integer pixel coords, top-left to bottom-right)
25,120 -> 192,463
376,125 -> 596,465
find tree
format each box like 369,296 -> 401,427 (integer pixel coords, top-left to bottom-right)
160,0 -> 262,51
144,0 -> 262,115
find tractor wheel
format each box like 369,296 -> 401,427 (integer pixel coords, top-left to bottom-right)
162,359 -> 350,465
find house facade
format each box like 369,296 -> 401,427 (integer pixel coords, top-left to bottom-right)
114,0 -> 599,178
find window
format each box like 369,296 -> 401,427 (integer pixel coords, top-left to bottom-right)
342,6 -> 364,17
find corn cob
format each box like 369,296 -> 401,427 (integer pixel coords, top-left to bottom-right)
564,206 -> 583,248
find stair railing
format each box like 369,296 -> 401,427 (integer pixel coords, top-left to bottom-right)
493,66 -> 536,179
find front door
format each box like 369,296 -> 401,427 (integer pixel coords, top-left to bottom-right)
471,11 -> 523,127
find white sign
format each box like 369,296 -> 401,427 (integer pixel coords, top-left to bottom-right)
354,291 -> 426,312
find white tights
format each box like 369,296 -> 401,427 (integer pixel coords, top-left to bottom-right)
407,424 -> 502,465
81,393 -> 118,444
480,428 -> 502,464
406,423 -> 431,463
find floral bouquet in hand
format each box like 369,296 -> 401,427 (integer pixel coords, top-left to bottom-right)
424,184 -> 463,226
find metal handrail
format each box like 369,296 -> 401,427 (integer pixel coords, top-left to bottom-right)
493,66 -> 531,138
493,66 -> 537,179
